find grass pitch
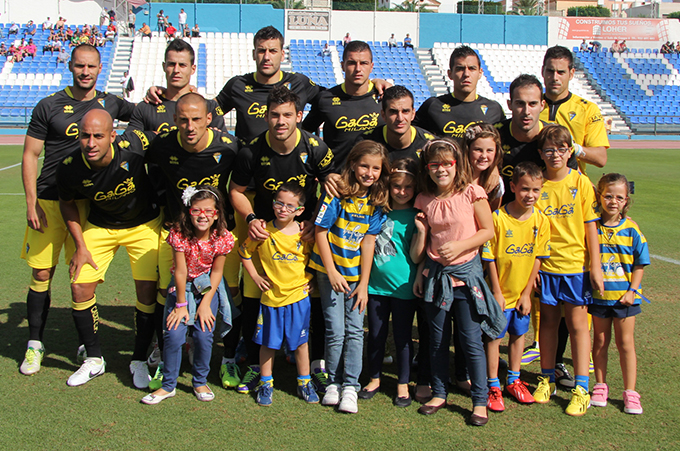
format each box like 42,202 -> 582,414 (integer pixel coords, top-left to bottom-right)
0,145 -> 679,450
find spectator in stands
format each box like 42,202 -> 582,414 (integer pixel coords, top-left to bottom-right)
79,32 -> 90,45
129,8 -> 136,34
106,23 -> 117,41
9,22 -> 19,35
579,39 -> 588,52
388,34 -> 397,48
191,23 -> 200,37
121,71 -> 134,99
610,40 -> 621,53
43,17 -> 53,30
157,10 -> 166,32
25,39 -> 37,59
25,20 -> 37,37
66,27 -> 74,41
343,32 -> 351,45
0,42 -> 7,57
108,8 -> 116,23
56,17 -> 66,31
56,45 -> 69,66
139,22 -> 152,38
676,41 -> 680,53
11,44 -> 23,62
96,34 -> 106,47
165,22 -> 177,41
320,43 -> 331,58
403,33 -> 413,49
590,41 -> 601,52
100,7 -> 109,26
178,9 -> 187,34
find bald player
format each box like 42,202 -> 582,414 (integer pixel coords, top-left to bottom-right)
56,110 -> 160,387
20,44 -> 134,376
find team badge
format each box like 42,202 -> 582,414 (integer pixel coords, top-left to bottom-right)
283,82 -> 291,90
373,94 -> 379,104
213,153 -> 222,163
569,186 -> 578,199
356,201 -> 365,211
505,229 -> 513,238
63,105 -> 74,114
533,226 -> 538,238
98,99 -> 105,107
569,111 -> 576,121
245,85 -> 253,93
480,105 -> 488,115
120,161 -> 129,171
541,192 -> 549,200
300,151 -> 308,163
332,97 -> 341,106
416,149 -> 422,158
606,229 -> 615,241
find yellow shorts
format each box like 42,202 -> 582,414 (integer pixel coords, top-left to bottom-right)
76,215 -> 162,284
21,199 -> 89,269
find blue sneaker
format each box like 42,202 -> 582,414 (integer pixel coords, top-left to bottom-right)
257,381 -> 273,406
298,380 -> 320,404
237,365 -> 260,394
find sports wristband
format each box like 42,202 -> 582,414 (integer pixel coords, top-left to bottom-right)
573,142 -> 585,158
246,213 -> 257,224
175,302 -> 188,308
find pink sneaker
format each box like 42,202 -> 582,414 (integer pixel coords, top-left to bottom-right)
623,390 -> 643,414
591,383 -> 609,407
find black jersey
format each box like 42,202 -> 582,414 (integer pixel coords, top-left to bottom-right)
56,129 -> 159,229
302,83 -> 384,167
355,125 -> 435,162
146,129 -> 239,224
231,129 -> 334,222
27,87 -> 135,200
414,93 -> 505,142
125,96 -> 226,133
215,71 -> 322,142
497,119 -> 579,205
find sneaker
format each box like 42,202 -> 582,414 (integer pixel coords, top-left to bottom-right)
130,360 -> 151,389
311,367 -> 330,394
67,357 -> 106,387
76,344 -> 87,363
506,379 -> 535,404
20,344 -> 45,375
566,385 -> 591,416
623,390 -> 643,414
298,380 -> 320,404
338,386 -> 358,414
141,388 -> 176,405
590,382 -> 609,407
149,362 -> 164,391
236,365 -> 260,394
555,363 -> 576,388
234,337 -> 247,364
487,386 -> 505,412
533,376 -> 556,404
256,381 -> 273,407
589,353 -> 595,374
220,362 -> 241,389
521,345 -> 540,366
185,336 -> 194,366
322,384 -> 340,406
147,341 -> 161,368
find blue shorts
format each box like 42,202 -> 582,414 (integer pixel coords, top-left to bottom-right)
540,272 -> 592,307
497,308 -> 530,339
589,303 -> 641,319
253,297 -> 311,351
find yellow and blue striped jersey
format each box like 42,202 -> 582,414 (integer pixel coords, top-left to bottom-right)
482,206 -> 551,309
536,169 -> 599,275
592,217 -> 650,306
309,192 -> 385,282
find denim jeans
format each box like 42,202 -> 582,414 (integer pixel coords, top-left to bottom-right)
423,287 -> 488,407
317,272 -> 364,390
161,279 -> 223,391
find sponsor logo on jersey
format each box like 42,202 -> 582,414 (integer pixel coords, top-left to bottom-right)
94,177 -> 136,201
505,229 -> 513,238
442,104 -> 451,112
82,179 -> 93,187
63,156 -> 73,165
156,105 -> 166,113
309,79 -> 316,86
120,161 -> 129,171
64,105 -> 74,114
480,105 -> 488,115
261,156 -> 271,166
213,153 -> 222,163
245,85 -> 253,93
247,102 -> 267,118
442,120 -> 478,137
176,174 -> 221,190
133,129 -> 150,148
569,186 -> 578,199
335,112 -> 379,132
569,111 -> 576,121
424,133 -> 435,140
543,203 -> 575,217
319,149 -> 333,168
170,156 -> 179,165
65,123 -> 79,137
272,251 -> 299,262
332,97 -> 341,106
502,144 -> 511,154
118,140 -> 130,149
309,137 -> 319,147
221,136 -> 232,144
215,106 -> 224,116
263,174 -> 307,191
505,243 -> 535,255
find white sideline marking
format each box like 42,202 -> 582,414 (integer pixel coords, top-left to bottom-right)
651,254 -> 680,266
0,156 -> 43,172
0,193 -> 24,195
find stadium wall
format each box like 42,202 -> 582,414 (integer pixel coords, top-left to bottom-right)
3,0 -> 103,25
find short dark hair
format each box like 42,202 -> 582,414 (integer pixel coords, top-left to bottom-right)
449,45 -> 480,70
342,40 -> 372,62
165,38 -> 195,64
382,85 -> 414,111
543,45 -> 574,70
71,43 -> 100,63
276,181 -> 306,206
512,161 -> 543,184
254,26 -> 283,49
266,85 -> 301,112
509,74 -> 543,100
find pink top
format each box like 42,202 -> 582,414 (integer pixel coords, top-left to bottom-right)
167,228 -> 234,280
414,184 -> 487,285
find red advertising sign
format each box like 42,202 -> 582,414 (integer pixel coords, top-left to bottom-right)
557,17 -> 670,42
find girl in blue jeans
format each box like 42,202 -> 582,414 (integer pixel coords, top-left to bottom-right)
142,185 -> 235,405
309,141 -> 389,414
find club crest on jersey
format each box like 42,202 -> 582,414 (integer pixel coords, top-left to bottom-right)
300,151 -> 308,163
606,229 -> 615,241
82,179 -> 93,187
157,104 -> 166,113
283,82 -> 291,90
505,229 -> 513,238
569,111 -> 576,121
356,201 -> 365,211
533,226 -> 538,237
541,192 -> 549,200
170,156 -> 179,165
569,186 -> 578,199
416,149 -> 422,158
120,161 -> 129,171
480,105 -> 488,115
63,105 -> 74,114
98,99 -> 105,107
442,104 -> 451,112
213,153 -> 222,163
245,85 -> 253,93
261,156 -> 271,166
332,97 -> 341,106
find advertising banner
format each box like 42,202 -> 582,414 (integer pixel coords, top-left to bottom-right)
556,17 -> 670,42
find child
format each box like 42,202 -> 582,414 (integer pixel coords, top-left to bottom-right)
239,182 -> 318,406
309,140 -> 390,414
463,123 -> 504,211
141,185 -> 235,405
532,125 -> 604,416
481,162 -> 551,411
590,173 -> 649,414
361,158 -> 428,407
412,138 -> 503,426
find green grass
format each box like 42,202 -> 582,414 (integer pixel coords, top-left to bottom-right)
1,145 -> 679,450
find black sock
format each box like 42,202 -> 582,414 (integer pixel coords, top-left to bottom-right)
132,307 -> 156,361
72,303 -> 102,358
222,312 -> 242,359
154,302 -> 165,352
309,297 -> 325,361
556,317 -> 569,365
241,296 -> 261,365
27,289 -> 51,341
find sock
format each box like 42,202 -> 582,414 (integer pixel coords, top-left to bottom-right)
72,296 -> 102,358
26,288 -> 51,341
132,302 -> 156,361
542,368 -> 555,383
297,374 -> 311,386
487,377 -> 501,389
507,370 -> 520,385
221,357 -> 235,365
154,301 -> 165,352
575,375 -> 589,392
260,375 -> 273,385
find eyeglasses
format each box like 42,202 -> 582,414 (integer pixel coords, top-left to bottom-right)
601,194 -> 627,203
426,160 -> 456,171
189,208 -> 217,217
541,147 -> 570,156
272,200 -> 302,213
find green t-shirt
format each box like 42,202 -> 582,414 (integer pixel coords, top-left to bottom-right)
368,207 -> 418,300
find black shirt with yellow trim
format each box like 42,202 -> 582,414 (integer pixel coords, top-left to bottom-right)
355,125 -> 435,162
215,71 -> 322,142
27,87 -> 135,200
146,128 -> 239,224
56,129 -> 159,229
302,83 -> 384,167
414,93 -> 505,142
231,129 -> 334,222
125,97 -> 226,134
